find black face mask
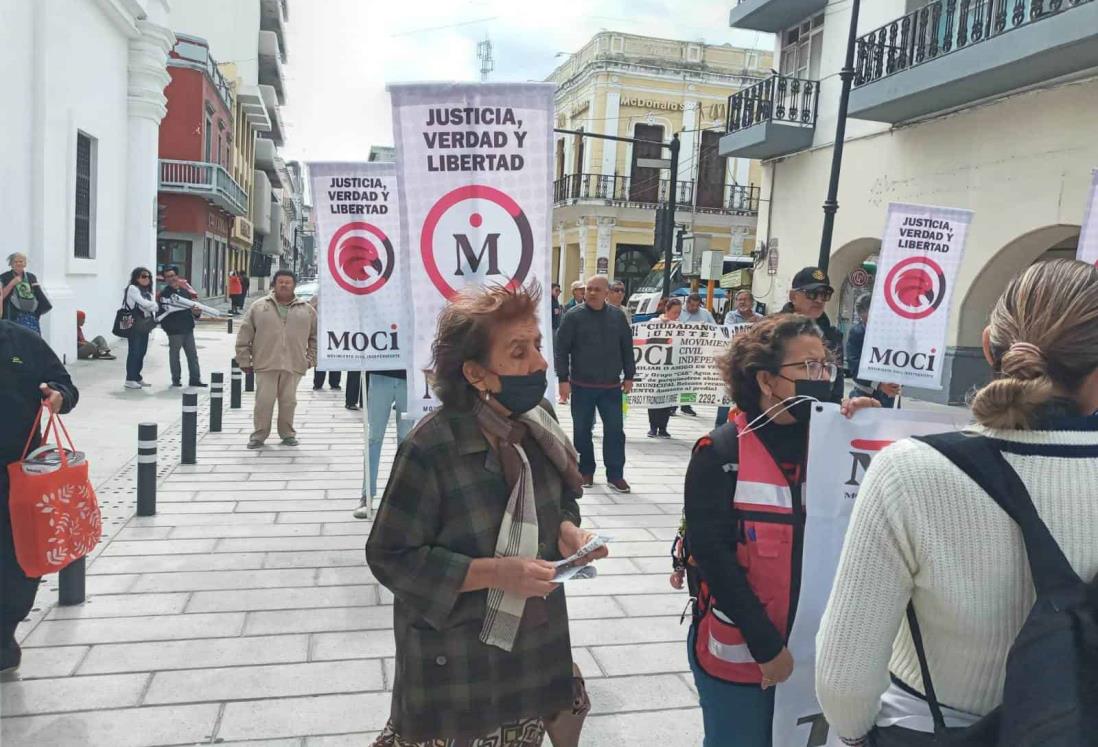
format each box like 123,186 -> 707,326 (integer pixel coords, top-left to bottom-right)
788,379 -> 833,422
492,369 -> 548,414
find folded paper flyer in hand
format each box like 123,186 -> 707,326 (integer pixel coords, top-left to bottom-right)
552,534 -> 611,582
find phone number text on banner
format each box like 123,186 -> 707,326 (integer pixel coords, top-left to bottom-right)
628,322 -> 750,408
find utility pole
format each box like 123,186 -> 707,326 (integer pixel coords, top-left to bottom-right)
818,0 -> 861,272
663,133 -> 681,301
476,37 -> 494,83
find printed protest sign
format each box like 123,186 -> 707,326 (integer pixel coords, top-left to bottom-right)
858,202 -> 973,390
773,403 -> 970,747
390,83 -> 555,418
1076,169 -> 1098,267
627,322 -> 750,408
309,161 -> 407,371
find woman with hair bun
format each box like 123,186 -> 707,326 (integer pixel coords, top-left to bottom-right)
816,258 -> 1098,745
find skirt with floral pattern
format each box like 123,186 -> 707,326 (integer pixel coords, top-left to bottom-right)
370,717 -> 545,747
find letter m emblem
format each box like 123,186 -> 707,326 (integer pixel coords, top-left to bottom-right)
453,233 -> 502,276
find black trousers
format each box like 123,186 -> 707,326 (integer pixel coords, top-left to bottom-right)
313,370 -> 342,389
345,371 -> 362,407
1,472 -> 39,647
648,407 -> 673,431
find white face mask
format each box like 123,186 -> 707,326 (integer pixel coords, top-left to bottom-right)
737,393 -> 823,438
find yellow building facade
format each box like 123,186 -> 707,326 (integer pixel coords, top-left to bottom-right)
547,32 -> 773,298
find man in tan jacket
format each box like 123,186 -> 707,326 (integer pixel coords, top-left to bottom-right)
235,270 -> 317,448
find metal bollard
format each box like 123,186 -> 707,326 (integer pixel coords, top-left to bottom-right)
230,358 -> 242,409
210,372 -> 224,432
182,389 -> 197,465
58,557 -> 86,606
137,422 -> 157,516
227,316 -> 233,334
245,368 -> 255,393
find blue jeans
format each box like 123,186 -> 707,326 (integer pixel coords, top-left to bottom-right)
688,627 -> 775,747
125,331 -> 150,382
368,374 -> 412,497
569,384 -> 625,480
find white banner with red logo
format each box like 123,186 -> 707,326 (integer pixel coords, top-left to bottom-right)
773,403 -> 970,747
1076,169 -> 1098,267
309,161 -> 407,371
628,321 -> 750,408
389,83 -> 555,418
857,202 -> 973,390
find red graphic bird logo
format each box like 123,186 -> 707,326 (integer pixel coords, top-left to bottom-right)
338,237 -> 384,281
895,268 -> 936,307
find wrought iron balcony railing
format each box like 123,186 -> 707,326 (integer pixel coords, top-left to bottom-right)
854,0 -> 1094,88
726,74 -> 820,134
159,159 -> 249,217
552,173 -> 760,215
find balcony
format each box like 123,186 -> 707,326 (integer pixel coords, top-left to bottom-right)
258,31 -> 286,105
849,0 -> 1098,123
259,85 -> 285,146
260,0 -> 287,62
728,0 -> 828,32
252,170 -> 272,235
552,174 -> 760,216
159,160 -> 248,217
718,74 -> 819,160
238,85 -> 271,134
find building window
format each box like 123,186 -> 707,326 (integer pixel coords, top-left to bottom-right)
74,132 -> 96,259
781,12 -> 824,80
204,116 -> 213,162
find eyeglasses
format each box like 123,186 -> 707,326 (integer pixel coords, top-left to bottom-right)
138,274 -> 152,279
777,360 -> 837,382
799,288 -> 833,302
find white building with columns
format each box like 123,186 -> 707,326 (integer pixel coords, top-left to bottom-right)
1,0 -> 175,361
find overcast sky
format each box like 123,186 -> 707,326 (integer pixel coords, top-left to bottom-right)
281,0 -> 773,164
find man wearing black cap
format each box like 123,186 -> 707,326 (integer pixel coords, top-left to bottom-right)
781,266 -> 845,402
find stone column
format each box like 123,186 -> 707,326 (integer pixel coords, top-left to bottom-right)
124,20 -> 175,275
595,217 -> 615,276
576,218 -> 590,280
556,222 -> 568,284
600,90 -> 621,176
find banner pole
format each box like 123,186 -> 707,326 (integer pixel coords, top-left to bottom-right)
360,368 -> 373,520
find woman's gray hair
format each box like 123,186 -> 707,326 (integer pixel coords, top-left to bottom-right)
7,252 -> 27,266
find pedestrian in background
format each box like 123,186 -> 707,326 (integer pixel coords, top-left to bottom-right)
159,265 -> 205,388
646,298 -> 681,438
308,293 -> 341,391
0,320 -> 78,673
551,282 -> 563,331
1,253 -> 52,334
678,293 -> 714,417
781,266 -> 845,402
76,310 -> 114,360
564,279 -> 585,311
366,283 -> 604,746
352,370 -> 411,519
816,259 -> 1098,745
123,266 -> 159,390
228,271 -> 245,315
845,293 -> 901,407
683,315 -> 878,746
236,270 -> 317,449
716,290 -> 762,425
555,274 -> 634,493
608,281 -> 627,311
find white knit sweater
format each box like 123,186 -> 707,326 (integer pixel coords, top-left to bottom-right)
815,425 -> 1098,740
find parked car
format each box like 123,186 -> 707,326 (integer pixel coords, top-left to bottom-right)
294,281 -> 318,302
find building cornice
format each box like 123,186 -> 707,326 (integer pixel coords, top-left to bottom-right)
128,20 -> 176,123
554,61 -> 766,102
92,0 -> 145,38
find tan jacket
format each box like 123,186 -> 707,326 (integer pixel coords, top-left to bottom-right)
235,293 -> 317,375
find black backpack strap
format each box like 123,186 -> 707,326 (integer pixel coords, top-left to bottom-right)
702,421 -> 740,475
904,602 -> 947,733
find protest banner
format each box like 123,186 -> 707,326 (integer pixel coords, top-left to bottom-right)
309,161 -> 407,371
773,403 -> 970,747
627,321 -> 749,408
1076,169 -> 1098,266
389,83 -> 555,418
858,202 -> 973,390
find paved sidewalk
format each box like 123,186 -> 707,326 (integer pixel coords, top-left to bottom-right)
1,381 -> 711,746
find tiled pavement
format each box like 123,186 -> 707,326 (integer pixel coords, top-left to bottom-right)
1,383 -> 712,746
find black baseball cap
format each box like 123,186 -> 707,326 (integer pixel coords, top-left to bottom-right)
791,266 -> 833,292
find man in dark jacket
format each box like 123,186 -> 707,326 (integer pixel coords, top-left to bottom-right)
555,275 -> 635,493
781,266 -> 845,403
0,320 -> 78,672
159,266 -> 205,388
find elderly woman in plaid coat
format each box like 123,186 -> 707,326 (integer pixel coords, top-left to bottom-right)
366,284 -> 607,747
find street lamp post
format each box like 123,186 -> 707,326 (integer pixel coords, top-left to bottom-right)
818,0 -> 862,272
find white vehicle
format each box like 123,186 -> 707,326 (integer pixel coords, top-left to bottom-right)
626,256 -> 752,322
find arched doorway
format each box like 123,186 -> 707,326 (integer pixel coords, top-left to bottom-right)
614,244 -> 658,300
827,237 -> 881,335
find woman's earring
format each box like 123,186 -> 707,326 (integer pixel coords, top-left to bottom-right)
482,390 -> 491,401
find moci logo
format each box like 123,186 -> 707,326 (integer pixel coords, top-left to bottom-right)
883,256 -> 946,320
327,324 -> 400,353
328,221 -> 395,295
420,184 -> 534,299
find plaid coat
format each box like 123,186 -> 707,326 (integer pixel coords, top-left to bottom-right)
366,405 -> 583,742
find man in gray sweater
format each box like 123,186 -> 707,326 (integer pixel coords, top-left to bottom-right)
555,275 -> 635,493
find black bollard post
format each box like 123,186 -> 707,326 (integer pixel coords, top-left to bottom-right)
230,358 -> 242,409
210,372 -> 224,433
227,316 -> 233,335
245,368 -> 255,393
137,422 -> 157,516
58,557 -> 86,606
182,389 -> 197,465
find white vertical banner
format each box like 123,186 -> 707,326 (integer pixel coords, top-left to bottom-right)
858,202 -> 973,390
1076,169 -> 1098,266
309,161 -> 408,371
389,83 -> 556,418
773,404 -> 971,747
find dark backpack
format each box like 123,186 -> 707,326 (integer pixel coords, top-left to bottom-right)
900,432 -> 1098,746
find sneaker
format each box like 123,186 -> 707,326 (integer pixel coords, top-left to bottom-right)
281,437 -> 299,446
124,381 -> 142,390
98,353 -> 117,360
608,478 -> 632,494
580,473 -> 594,488
345,404 -> 360,411
331,385 -> 342,391
352,496 -> 373,519
139,381 -> 152,388
170,381 -> 183,388
246,440 -> 264,450
189,381 -> 208,388
0,642 -> 21,674
647,429 -> 658,438
313,385 -> 323,391
657,430 -> 672,439
680,406 -> 698,416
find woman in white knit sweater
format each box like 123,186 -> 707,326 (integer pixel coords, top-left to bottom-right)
815,259 -> 1098,744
